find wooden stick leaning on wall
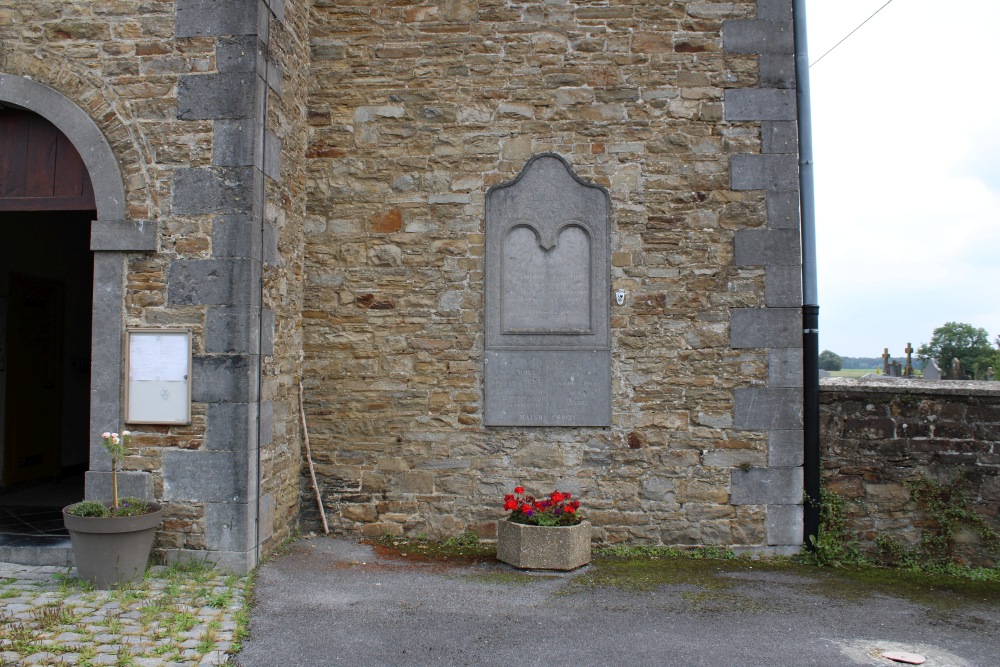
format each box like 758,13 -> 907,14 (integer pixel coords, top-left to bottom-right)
298,380 -> 329,535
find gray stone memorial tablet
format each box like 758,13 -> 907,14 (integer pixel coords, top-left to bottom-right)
484,154 -> 611,426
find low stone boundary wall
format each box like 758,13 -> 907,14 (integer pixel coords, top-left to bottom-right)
819,377 -> 1000,565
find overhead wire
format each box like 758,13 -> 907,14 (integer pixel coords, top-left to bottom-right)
810,0 -> 896,67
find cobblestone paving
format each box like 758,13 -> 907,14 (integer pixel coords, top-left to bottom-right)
0,562 -> 249,666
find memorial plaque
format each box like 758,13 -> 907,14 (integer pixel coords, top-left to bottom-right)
484,154 -> 611,426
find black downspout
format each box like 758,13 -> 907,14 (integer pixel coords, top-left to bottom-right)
793,0 -> 821,545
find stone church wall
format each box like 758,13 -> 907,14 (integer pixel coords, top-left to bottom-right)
301,0 -> 805,549
1,0 -> 309,569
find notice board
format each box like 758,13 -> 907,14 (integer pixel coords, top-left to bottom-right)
125,328 -> 192,425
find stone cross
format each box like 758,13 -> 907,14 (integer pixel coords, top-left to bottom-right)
904,342 -> 914,376
882,347 -> 890,375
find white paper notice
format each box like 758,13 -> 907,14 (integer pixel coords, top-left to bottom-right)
130,333 -> 189,382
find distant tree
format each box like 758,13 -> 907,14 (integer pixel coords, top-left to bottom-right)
918,322 -> 1000,380
818,349 -> 843,371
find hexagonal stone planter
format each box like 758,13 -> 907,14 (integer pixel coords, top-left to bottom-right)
497,520 -> 591,571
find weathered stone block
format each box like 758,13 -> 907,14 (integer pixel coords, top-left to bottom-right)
734,388 -> 803,430
205,402 -> 256,451
167,258 -> 260,306
761,121 -> 798,154
212,215 -> 262,260
85,471 -> 152,501
723,20 -> 794,54
177,73 -> 256,120
766,190 -> 800,229
213,120 -> 256,167
192,354 -> 257,403
760,54 -> 796,89
730,308 -> 800,348
217,36 -> 261,73
205,502 -> 254,552
173,167 -> 257,216
205,306 -> 260,354
162,450 -> 253,503
766,504 -> 803,545
766,265 -> 802,307
732,155 -> 799,191
730,467 -> 803,505
175,0 -> 258,38
769,348 -> 803,387
734,229 -> 801,266
769,429 -> 803,467
725,89 -> 796,121
756,0 -> 793,20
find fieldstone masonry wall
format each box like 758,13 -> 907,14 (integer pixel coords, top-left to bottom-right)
2,0 -> 808,565
301,0 -> 805,550
820,378 -> 1000,565
1,0 -> 308,570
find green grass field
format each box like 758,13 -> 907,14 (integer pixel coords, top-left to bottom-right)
827,368 -> 879,377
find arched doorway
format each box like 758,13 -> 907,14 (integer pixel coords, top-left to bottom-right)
0,106 -> 95,539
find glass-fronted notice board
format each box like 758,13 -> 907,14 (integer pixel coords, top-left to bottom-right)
124,328 -> 192,425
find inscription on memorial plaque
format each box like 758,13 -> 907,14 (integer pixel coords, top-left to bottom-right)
484,154 -> 611,426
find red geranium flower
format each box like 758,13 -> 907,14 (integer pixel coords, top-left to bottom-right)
501,486 -> 582,526
514,486 -> 524,495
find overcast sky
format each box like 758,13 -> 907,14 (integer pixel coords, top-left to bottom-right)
806,0 -> 1000,358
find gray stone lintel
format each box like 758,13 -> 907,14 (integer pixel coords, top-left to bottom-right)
769,347 -> 803,387
85,471 -> 153,501
769,429 -> 804,467
192,354 -> 259,404
730,467 -> 803,505
766,265 -> 802,307
761,121 -> 797,154
177,73 -> 257,121
725,88 -> 796,121
766,504 -> 804,545
90,219 -> 157,252
167,258 -> 261,306
723,20 -> 794,54
734,387 -> 803,430
730,307 -> 800,348
173,166 -> 260,216
161,449 -> 255,503
732,154 -> 799,192
734,228 -> 801,267
175,0 -> 259,39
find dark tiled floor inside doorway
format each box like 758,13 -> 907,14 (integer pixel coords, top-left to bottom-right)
0,475 -> 84,538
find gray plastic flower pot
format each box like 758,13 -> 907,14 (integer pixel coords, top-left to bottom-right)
497,520 -> 592,570
63,503 -> 163,589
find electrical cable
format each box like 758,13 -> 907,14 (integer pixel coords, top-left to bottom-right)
810,0 -> 896,68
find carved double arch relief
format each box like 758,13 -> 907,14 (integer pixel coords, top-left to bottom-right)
485,154 -> 611,426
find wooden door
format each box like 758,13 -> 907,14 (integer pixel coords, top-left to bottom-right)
2,273 -> 65,486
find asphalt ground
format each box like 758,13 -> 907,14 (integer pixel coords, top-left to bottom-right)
234,537 -> 1000,667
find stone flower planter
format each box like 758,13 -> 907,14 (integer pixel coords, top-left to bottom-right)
63,503 -> 163,589
497,520 -> 591,571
